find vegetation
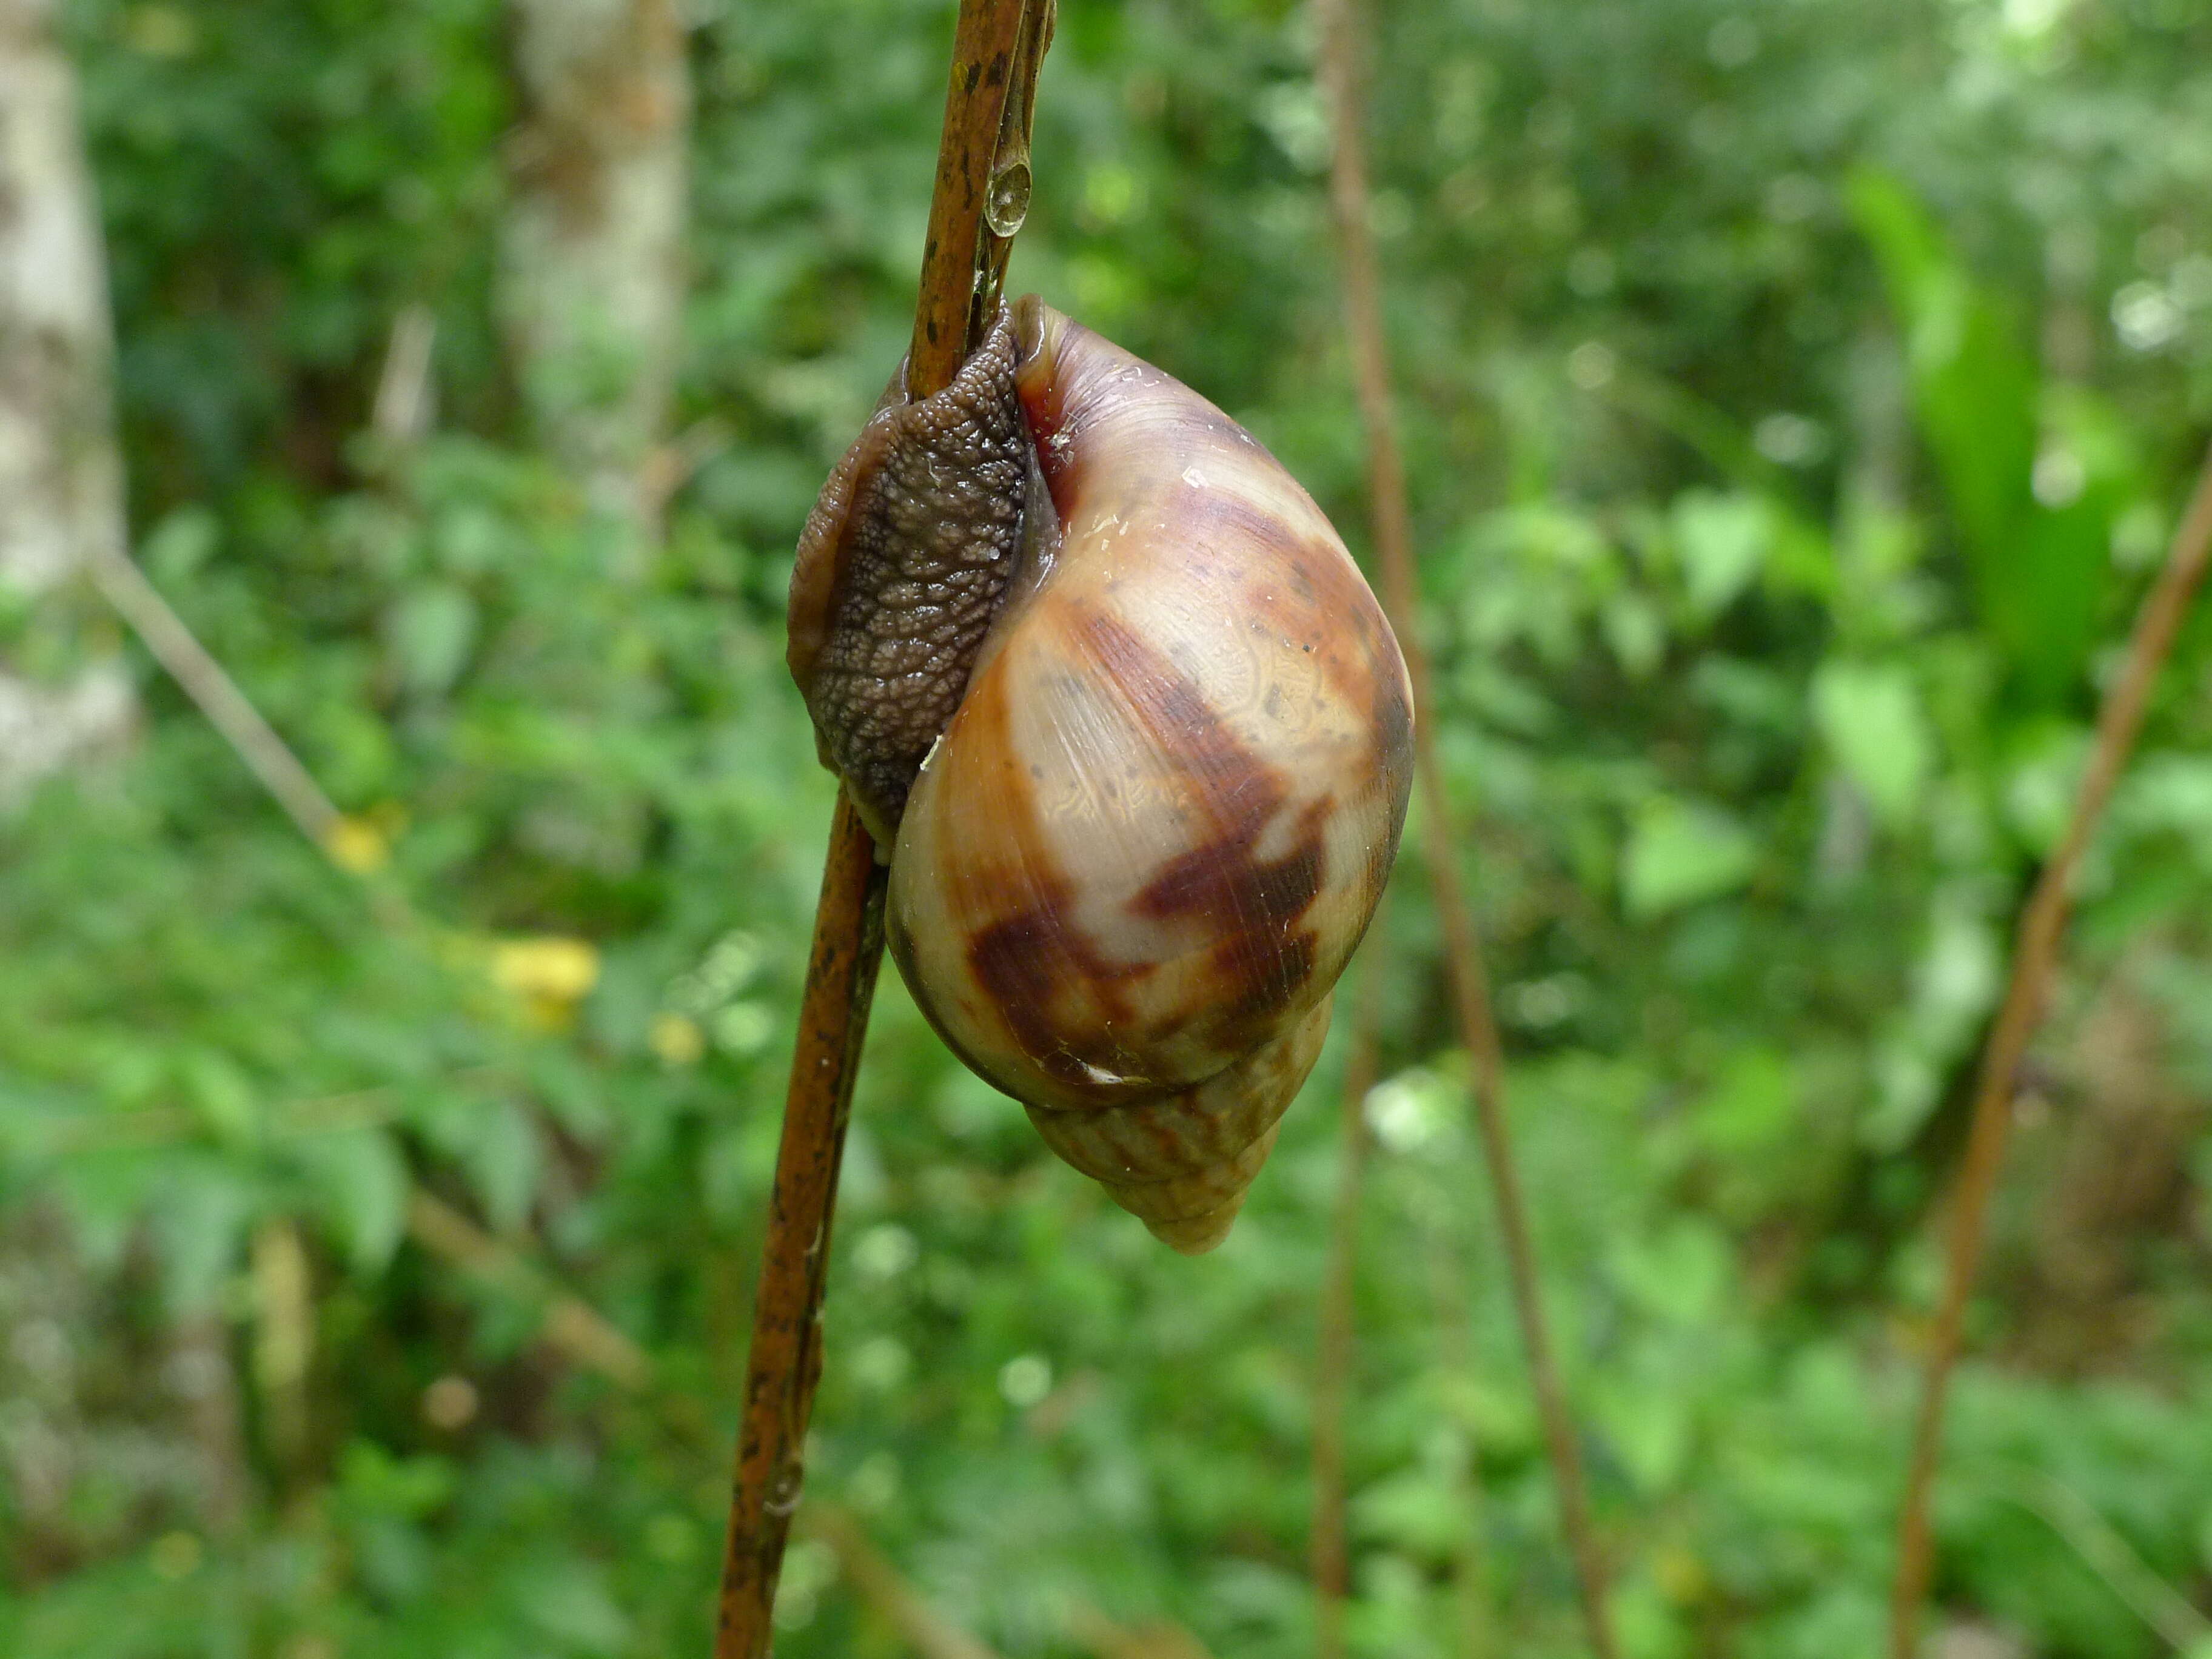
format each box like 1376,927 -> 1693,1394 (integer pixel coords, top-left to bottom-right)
5,1 -> 2212,1655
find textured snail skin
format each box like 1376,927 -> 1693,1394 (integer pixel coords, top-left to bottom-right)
787,311 -> 1046,845
879,297 -> 1415,1252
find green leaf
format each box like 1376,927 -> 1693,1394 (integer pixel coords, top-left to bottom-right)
178,1046 -> 259,1147
338,1439 -> 456,1521
386,582 -> 478,695
1849,168 -> 2113,706
2000,493 -> 2114,708
1594,1372 -> 1694,1494
515,1560 -> 632,1655
1623,796 -> 1757,919
1691,1047 -> 1802,1156
1609,1220 -> 1732,1327
1865,889 -> 2003,1151
2117,754 -> 2212,862
292,1128 -> 410,1278
1850,169 -> 2037,571
142,506 -> 220,586
1671,489 -> 1769,618
149,1158 -> 258,1315
2002,719 -> 2093,855
1812,659 -> 1934,828
1350,1469 -> 1470,1557
456,1098 -> 543,1234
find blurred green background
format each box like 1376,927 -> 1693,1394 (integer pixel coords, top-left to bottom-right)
5,1 -> 2212,1655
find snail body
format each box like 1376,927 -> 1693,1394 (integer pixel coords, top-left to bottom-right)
791,297 -> 1412,1252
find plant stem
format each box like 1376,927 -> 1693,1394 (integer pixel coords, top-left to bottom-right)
714,793 -> 888,1657
909,0 -> 1041,395
1888,438 -> 2212,1657
1064,1603 -> 1219,1659
87,532 -> 429,937
1312,0 -> 1618,1651
1312,943 -> 1385,1659
85,540 -> 341,850
803,1502 -> 1007,1659
406,1187 -> 653,1390
712,4 -> 1041,1651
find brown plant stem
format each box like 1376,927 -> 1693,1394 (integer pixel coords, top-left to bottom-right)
1312,943 -> 1386,1659
1888,438 -> 2212,1657
714,6 -> 1042,1651
908,0 -> 1039,392
714,792 -> 888,1657
1311,1 -> 1618,1652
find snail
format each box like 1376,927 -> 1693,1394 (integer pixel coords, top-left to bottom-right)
789,296 -> 1413,1252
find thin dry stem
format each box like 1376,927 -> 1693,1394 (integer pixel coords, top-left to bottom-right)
406,1188 -> 653,1390
1064,1604 -> 1218,1659
714,7 -> 1044,1648
85,540 -> 343,850
714,793 -> 888,1657
1312,0 -> 1617,1651
1889,439 -> 2212,1657
802,1503 -> 1007,1659
1991,1468 -> 2212,1651
1312,943 -> 1386,1659
85,516 -> 431,945
53,464 -> 452,964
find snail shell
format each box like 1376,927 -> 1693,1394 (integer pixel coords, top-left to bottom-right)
791,297 -> 1412,1252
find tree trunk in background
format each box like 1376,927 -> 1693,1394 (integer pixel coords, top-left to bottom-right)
503,0 -> 689,539
0,1210 -> 254,1572
0,1207 -> 91,1578
0,0 -> 134,799
0,9 -> 253,1544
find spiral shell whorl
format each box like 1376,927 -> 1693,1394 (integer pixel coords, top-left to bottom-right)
1024,995 -> 1332,1252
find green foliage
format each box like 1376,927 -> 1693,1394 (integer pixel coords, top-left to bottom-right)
7,1 -> 2212,1657
1849,168 -> 2129,710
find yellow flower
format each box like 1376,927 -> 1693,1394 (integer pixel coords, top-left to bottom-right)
324,815 -> 390,875
649,1012 -> 706,1067
1655,1544 -> 1709,1606
491,937 -> 601,1028
492,937 -> 600,1002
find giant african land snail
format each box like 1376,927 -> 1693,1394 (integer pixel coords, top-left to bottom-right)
789,296 -> 1413,1252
